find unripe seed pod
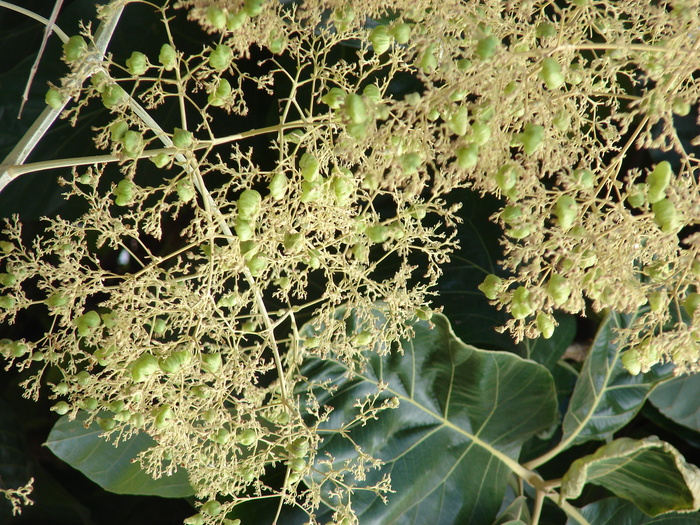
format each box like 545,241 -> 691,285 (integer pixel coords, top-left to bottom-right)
75,310 -> 101,336
646,161 -> 672,204
447,106 -> 469,136
684,293 -> 700,317
101,84 -> 126,109
536,22 -> 557,38
478,274 -> 502,300
110,120 -> 128,142
97,417 -> 116,431
343,94 -> 368,124
201,352 -> 222,373
299,153 -> 320,182
176,179 -> 196,202
209,44 -> 233,71
288,457 -> 306,472
211,428 -> 230,445
207,6 -> 227,29
399,152 -> 422,174
366,225 -> 390,244
159,44 -> 177,70
672,97 -> 691,117
511,286 -> 533,319
626,183 -> 646,208
418,44 -> 437,72
547,274 -> 571,306
120,131 -> 143,158
509,224 -> 532,239
94,345 -> 115,366
495,164 -> 518,192
0,296 -> 14,309
352,331 -> 373,346
244,0 -> 265,17
539,58 -> 565,89
573,169 -> 594,189
352,243 -> 369,263
159,349 -> 191,374
126,51 -> 148,76
648,291 -> 666,312
268,31 -> 287,54
536,313 -> 555,339
130,354 -> 159,382
54,382 -> 69,395
184,514 -> 204,525
155,405 -> 173,429
521,122 -> 544,155
246,253 -> 268,276
553,109 -> 571,132
237,189 -> 262,221
370,25 -> 391,55
620,349 -> 642,375
208,78 -> 232,106
470,122 -> 491,145
81,397 -> 98,410
331,171 -> 353,205
283,232 -> 303,252
268,172 -> 288,200
652,198 -> 678,233
238,428 -> 257,446
114,179 -> 135,206
416,307 -> 433,321
322,87 -> 346,109
151,153 -> 170,168
391,23 -> 411,44
227,10 -> 248,30
286,437 -> 309,458
45,88 -> 64,109
301,180 -> 323,203
172,128 -> 193,149
0,273 -> 16,287
52,401 -> 70,415
362,84 -> 381,103
235,217 -> 254,241
501,205 -> 522,224
476,35 -> 498,60
555,195 -> 578,231
63,35 -> 87,63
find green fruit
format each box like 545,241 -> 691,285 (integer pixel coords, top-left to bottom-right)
97,417 -> 116,431
684,293 -> 700,317
159,44 -> 177,71
201,352 -> 223,373
626,183 -> 646,208
366,225 -> 390,244
399,152 -> 422,174
63,35 -> 87,63
370,25 -> 391,55
300,180 -> 323,203
151,153 -> 170,168
227,10 -> 248,30
511,286 -> 533,319
501,205 -> 522,224
268,172 -> 288,200
391,23 -> 411,44
51,401 -> 70,415
207,6 -> 227,29
478,274 -> 502,300
235,217 -> 254,241
521,122 -> 544,155
172,128 -> 193,149
322,87 -> 346,109
283,232 -> 303,252
555,195 -> 578,231
648,291 -> 666,312
176,179 -> 196,202
646,161 -> 672,204
155,405 -> 173,429
130,354 -> 159,382
288,457 -> 306,472
352,330 -> 373,346
447,106 -> 469,136
0,273 -> 16,287
45,88 -> 64,109
620,349 -> 642,375
268,31 -> 287,54
286,437 -> 309,458
299,153 -> 320,182
54,382 -> 69,395
672,97 -> 691,116
152,318 -> 167,334
101,84 -> 126,109
239,428 -> 257,446
495,164 -> 518,192
121,131 -> 143,158
573,169 -> 594,189
476,35 -> 499,60
362,84 -> 381,103
211,428 -> 230,445
456,144 -> 479,170
536,22 -> 557,38
184,514 -> 205,525
331,171 -> 353,205
536,313 -> 555,339
208,78 -> 232,106
509,224 -> 532,239
114,179 -> 135,206
553,109 -> 570,132
237,189 -> 262,221
344,94 -> 368,125
244,0 -> 265,17
418,44 -> 437,71
547,274 -> 571,306
209,44 -> 233,71
110,120 -> 128,142
0,242 -> 13,254
201,501 -> 222,516
75,310 -> 101,336
126,51 -> 148,76
539,58 -> 565,89
245,253 -> 267,276
470,122 -> 491,145
652,198 -> 678,233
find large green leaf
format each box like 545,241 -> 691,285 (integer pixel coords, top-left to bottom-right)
568,497 -> 700,525
559,312 -> 674,449
300,311 -> 558,524
649,372 -> 700,432
45,411 -> 194,498
561,436 -> 700,516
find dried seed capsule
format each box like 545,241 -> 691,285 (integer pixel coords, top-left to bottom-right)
159,44 -> 177,70
646,161 -> 672,204
478,274 -> 502,300
126,51 -> 147,76
370,25 -> 391,55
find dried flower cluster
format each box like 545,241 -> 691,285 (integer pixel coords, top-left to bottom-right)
1,0 -> 699,522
